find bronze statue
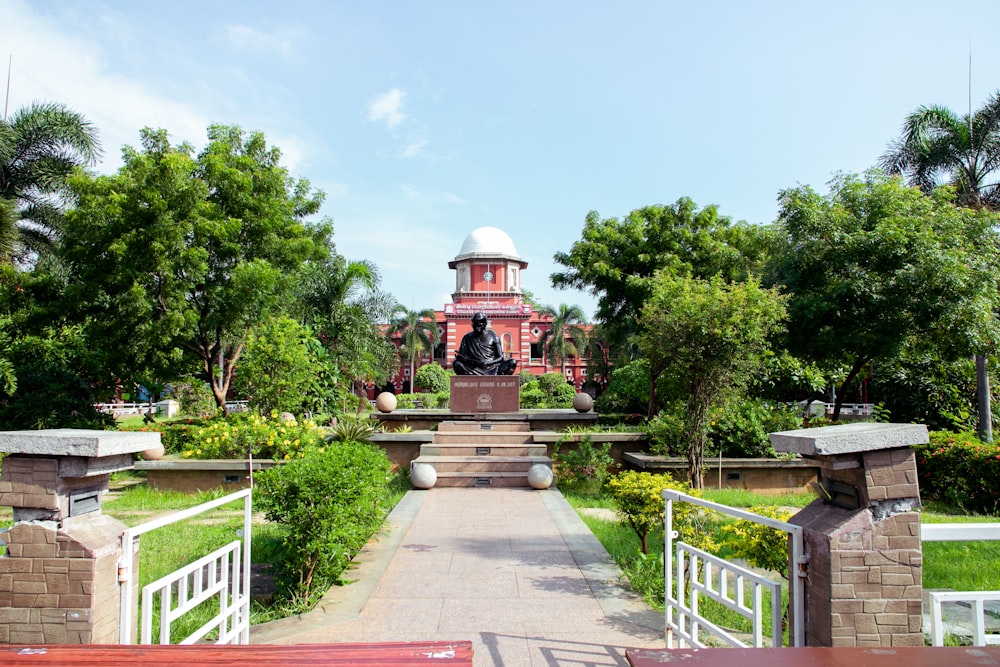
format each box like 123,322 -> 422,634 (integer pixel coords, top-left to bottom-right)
453,312 -> 517,375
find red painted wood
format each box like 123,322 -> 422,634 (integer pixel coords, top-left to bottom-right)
627,646 -> 1000,667
0,641 -> 473,666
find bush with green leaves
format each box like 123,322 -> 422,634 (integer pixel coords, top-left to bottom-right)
606,470 -> 710,554
915,431 -> 1000,515
120,418 -> 208,455
552,435 -> 617,495
520,372 -> 576,409
180,413 -> 324,460
718,505 -> 793,576
708,399 -> 801,458
413,363 -> 449,393
233,316 -> 328,416
254,442 -> 392,603
167,378 -> 218,418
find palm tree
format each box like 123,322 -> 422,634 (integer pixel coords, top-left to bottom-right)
540,303 -> 588,377
0,101 -> 102,265
294,256 -> 399,405
388,306 -> 440,392
880,91 -> 1000,442
880,92 -> 1000,210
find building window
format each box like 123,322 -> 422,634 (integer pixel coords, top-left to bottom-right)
502,333 -> 513,353
530,342 -> 543,361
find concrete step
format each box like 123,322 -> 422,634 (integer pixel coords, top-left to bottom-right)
420,443 -> 548,457
436,421 -> 530,433
433,471 -> 540,488
414,455 -> 550,473
432,432 -> 534,445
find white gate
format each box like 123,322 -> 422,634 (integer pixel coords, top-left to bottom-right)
923,522 -> 1000,647
663,489 -> 807,648
118,489 -> 253,645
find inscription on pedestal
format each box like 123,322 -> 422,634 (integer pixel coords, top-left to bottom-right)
450,376 -> 519,413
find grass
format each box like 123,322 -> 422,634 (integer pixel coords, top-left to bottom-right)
565,483 -> 1000,646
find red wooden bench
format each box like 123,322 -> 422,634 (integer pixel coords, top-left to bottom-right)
627,645 -> 1000,667
0,641 -> 474,666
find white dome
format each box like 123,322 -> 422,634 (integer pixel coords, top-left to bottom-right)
456,226 -> 521,261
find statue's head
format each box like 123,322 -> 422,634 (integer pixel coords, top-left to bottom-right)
471,312 -> 487,332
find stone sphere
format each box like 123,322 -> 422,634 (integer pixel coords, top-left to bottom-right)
411,462 -> 437,489
527,464 -> 554,489
375,392 -> 397,413
572,392 -> 594,413
140,444 -> 165,461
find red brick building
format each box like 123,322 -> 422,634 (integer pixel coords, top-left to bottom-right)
389,227 -> 596,393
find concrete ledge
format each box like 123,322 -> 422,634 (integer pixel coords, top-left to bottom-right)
531,432 -> 646,444
0,429 -> 160,457
770,423 -> 929,456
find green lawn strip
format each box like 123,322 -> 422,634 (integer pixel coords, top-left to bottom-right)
569,486 -> 1000,645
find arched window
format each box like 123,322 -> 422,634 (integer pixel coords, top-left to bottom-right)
502,333 -> 513,354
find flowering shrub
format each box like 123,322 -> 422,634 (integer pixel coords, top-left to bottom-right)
915,431 -> 1000,515
606,470 -> 714,554
180,413 -> 325,460
718,505 -> 793,577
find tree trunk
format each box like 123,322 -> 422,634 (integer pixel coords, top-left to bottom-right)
977,354 -> 993,443
833,357 -> 868,422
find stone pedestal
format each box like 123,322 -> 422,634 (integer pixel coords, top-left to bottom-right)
770,423 -> 927,648
449,376 -> 519,413
0,429 -> 159,644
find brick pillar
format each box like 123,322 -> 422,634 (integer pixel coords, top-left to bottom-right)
0,430 -> 158,644
770,423 -> 927,648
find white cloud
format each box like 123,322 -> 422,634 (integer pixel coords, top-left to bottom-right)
401,138 -> 428,159
366,88 -> 407,129
224,24 -> 294,57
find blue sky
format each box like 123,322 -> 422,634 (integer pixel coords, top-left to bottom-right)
4,1 -> 1000,318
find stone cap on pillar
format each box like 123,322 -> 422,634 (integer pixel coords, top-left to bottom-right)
0,429 -> 160,457
770,422 -> 928,456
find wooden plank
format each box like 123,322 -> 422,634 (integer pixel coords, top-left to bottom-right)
627,646 -> 1000,667
0,641 -> 473,666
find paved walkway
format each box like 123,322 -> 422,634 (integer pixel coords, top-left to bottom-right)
251,487 -> 665,666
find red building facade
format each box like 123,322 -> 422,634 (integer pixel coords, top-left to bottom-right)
390,227 -> 595,393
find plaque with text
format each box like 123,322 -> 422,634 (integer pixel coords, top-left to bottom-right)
449,376 -> 520,413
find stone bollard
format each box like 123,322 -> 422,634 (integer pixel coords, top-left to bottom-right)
770,423 -> 927,648
0,429 -> 159,644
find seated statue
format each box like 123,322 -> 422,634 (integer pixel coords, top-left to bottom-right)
452,312 -> 518,376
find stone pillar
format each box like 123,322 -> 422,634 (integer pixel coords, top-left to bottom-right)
0,429 -> 159,644
770,423 -> 927,648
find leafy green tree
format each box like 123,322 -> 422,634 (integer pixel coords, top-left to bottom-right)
233,315 -> 324,415
294,256 -> 398,407
552,200 -> 774,351
637,273 -> 787,487
62,125 -> 329,412
413,362 -> 448,393
0,102 -> 101,266
388,306 -> 440,391
539,303 -> 588,376
880,92 -> 1000,441
770,171 -> 1000,421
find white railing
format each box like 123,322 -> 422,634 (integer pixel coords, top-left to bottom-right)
923,522 -> 1000,647
119,489 -> 252,645
663,489 -> 807,648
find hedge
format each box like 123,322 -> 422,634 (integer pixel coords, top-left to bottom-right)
915,431 -> 1000,515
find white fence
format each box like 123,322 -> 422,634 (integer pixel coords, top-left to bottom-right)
119,489 -> 252,645
663,489 -> 807,648
923,522 -> 1000,647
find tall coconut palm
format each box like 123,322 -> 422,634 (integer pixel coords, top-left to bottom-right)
540,303 -> 588,377
880,91 -> 1000,210
0,101 -> 102,265
294,256 -> 399,403
880,91 -> 1000,442
388,306 -> 440,391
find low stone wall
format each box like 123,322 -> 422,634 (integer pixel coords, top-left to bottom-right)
134,459 -> 277,492
622,453 -> 819,494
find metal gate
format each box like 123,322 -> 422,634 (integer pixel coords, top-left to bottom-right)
118,489 -> 253,645
663,489 -> 807,648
